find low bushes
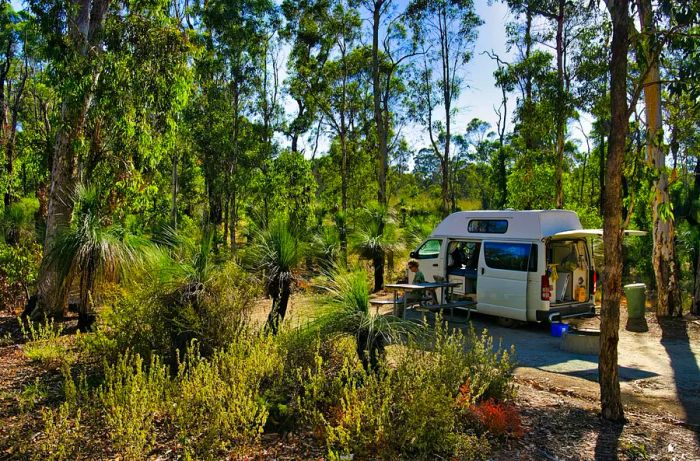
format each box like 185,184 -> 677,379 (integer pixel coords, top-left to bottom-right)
174,335 -> 282,458
98,353 -> 170,460
18,316 -> 75,366
298,320 -> 515,460
23,280 -> 519,460
82,260 -> 258,365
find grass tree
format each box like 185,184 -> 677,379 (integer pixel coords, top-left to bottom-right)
251,219 -> 303,334
47,185 -> 147,331
311,269 -> 422,371
309,225 -> 341,271
352,206 -> 401,292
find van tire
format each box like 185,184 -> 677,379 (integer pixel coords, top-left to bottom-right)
497,317 -> 521,328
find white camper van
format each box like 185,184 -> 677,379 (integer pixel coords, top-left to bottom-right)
409,210 -> 615,324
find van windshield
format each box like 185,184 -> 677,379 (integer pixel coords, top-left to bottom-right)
416,239 -> 441,259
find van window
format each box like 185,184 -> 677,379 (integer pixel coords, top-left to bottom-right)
416,239 -> 441,259
484,242 -> 537,272
468,219 -> 508,234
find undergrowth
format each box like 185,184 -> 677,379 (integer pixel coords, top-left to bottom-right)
17,294 -> 519,460
18,316 -> 74,366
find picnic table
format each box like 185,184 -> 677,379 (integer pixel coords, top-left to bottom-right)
375,281 -> 475,321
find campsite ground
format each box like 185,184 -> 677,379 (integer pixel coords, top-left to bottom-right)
1,295 -> 699,460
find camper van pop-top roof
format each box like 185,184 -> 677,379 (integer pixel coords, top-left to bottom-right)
430,210 -> 584,240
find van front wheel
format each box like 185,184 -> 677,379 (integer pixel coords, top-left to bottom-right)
497,316 -> 521,328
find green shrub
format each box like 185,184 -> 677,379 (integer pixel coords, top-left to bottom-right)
295,337 -> 362,434
33,402 -> 82,461
89,260 -> 257,364
299,319 -> 516,460
18,315 -> 62,342
174,333 -> 282,458
0,241 -> 41,310
18,378 -> 48,412
98,353 -> 170,460
453,433 -> 492,461
18,316 -> 74,366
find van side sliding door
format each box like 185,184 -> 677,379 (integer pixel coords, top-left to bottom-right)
477,241 -> 535,321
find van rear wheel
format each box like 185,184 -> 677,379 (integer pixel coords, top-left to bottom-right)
497,316 -> 521,328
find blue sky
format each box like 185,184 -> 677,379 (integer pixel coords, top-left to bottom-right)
445,0 -> 515,137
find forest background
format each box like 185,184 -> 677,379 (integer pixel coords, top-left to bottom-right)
0,0 -> 699,448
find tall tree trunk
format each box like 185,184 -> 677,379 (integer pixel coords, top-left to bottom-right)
600,0 -> 628,423
2,37 -> 27,207
554,0 -> 566,209
523,5 -> 534,152
372,0 -> 388,208
230,188 -> 237,252
339,130 -> 348,267
692,159 -> 700,315
223,193 -> 229,246
439,6 -> 451,217
599,127 -> 606,215
637,0 -> 681,317
35,0 -> 110,319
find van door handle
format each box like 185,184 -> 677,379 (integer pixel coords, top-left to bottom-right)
432,263 -> 439,267
481,267 -> 484,275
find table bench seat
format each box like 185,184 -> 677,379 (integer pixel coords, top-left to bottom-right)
421,300 -> 477,321
370,296 -> 432,313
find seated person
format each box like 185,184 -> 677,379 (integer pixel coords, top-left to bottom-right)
408,259 -> 425,283
394,260 -> 429,317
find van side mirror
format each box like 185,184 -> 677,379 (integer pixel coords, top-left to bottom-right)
409,251 -> 417,258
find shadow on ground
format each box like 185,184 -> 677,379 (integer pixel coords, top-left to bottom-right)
659,317 -> 700,439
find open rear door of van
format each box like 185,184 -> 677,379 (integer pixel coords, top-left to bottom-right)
548,229 -> 647,239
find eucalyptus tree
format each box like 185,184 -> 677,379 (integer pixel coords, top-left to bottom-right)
250,22 -> 284,229
504,0 -> 601,209
281,0 -> 331,155
30,0 -> 112,318
633,0 -> 700,318
406,0 -> 481,217
197,0 -> 277,248
358,0 -> 414,209
571,14 -> 611,214
600,0 -> 629,423
298,0 -> 364,266
453,118 -> 498,209
665,54 -> 700,315
31,0 -> 195,318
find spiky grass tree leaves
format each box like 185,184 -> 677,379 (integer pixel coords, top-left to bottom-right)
351,205 -> 402,292
310,269 -> 423,371
47,185 -> 149,331
248,219 -> 303,335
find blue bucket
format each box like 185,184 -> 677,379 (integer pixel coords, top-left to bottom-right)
550,322 -> 569,337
